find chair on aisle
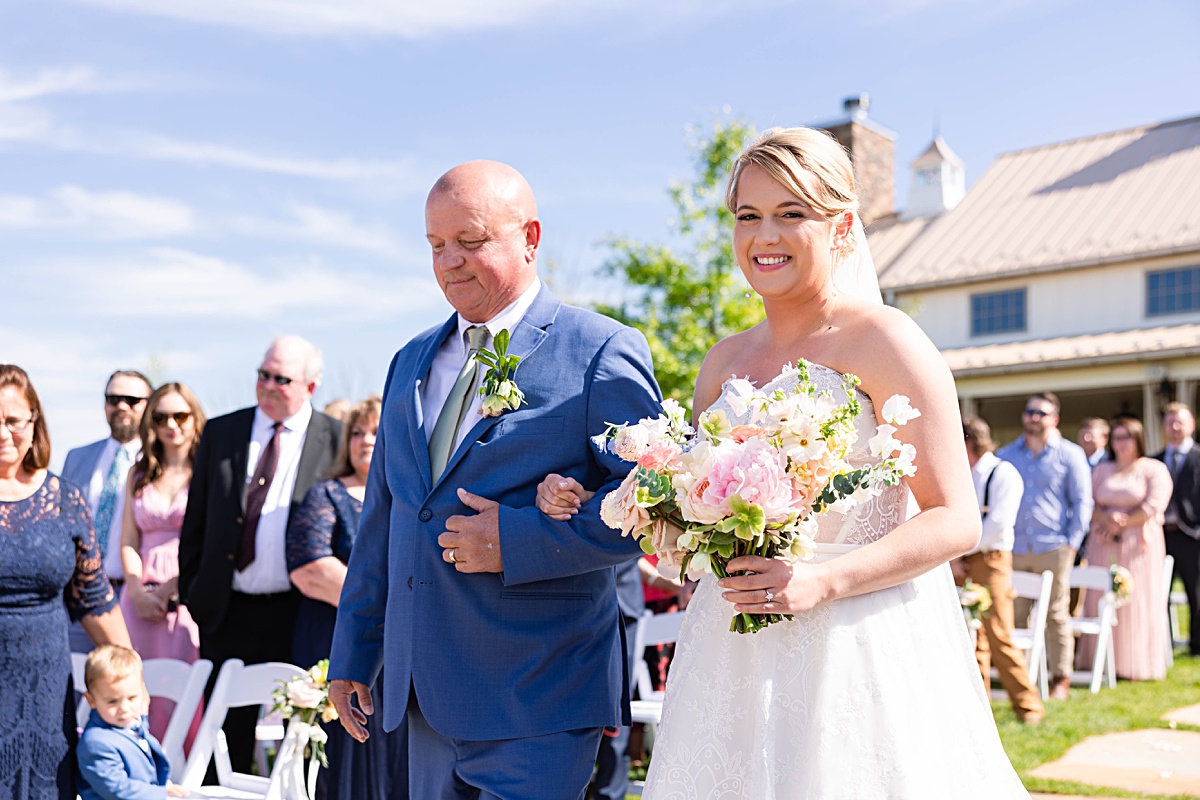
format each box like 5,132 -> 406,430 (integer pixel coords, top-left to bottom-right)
630,610 -> 685,731
1164,555 -> 1176,669
1009,570 -> 1053,700
1069,565 -> 1118,693
72,653 -> 212,781
180,658 -> 308,799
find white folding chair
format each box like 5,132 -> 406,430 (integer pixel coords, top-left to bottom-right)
143,658 -> 213,780
180,659 -> 308,799
1010,570 -> 1052,700
1164,554 -> 1176,669
1069,565 -> 1118,693
630,611 -> 685,730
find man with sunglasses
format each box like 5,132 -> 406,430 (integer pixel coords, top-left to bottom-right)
996,392 -> 1093,701
179,335 -> 342,774
62,369 -> 154,653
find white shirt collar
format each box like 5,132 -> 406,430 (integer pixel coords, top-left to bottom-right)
971,450 -> 998,476
454,280 -> 542,351
253,401 -> 313,434
1172,438 -> 1194,456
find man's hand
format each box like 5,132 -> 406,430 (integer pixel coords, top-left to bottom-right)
329,679 -> 373,743
439,488 -> 504,573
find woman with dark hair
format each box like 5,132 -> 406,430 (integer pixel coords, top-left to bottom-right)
0,364 -> 130,800
286,396 -> 406,799
1078,415 -> 1172,680
119,382 -> 207,739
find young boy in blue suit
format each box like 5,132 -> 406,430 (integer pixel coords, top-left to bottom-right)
76,645 -> 187,800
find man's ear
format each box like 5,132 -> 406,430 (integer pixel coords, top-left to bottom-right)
524,218 -> 542,262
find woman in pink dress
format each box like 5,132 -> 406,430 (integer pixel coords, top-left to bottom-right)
119,382 -> 206,738
1079,416 -> 1172,680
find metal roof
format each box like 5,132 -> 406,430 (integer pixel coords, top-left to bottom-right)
941,323 -> 1200,377
875,115 -> 1200,291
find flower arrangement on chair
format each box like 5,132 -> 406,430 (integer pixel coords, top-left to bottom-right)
270,659 -> 338,800
958,579 -> 992,624
1109,563 -> 1134,609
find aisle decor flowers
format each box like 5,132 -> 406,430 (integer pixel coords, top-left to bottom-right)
958,579 -> 993,623
270,659 -> 338,800
1109,563 -> 1134,608
476,328 -> 525,417
595,360 -> 920,634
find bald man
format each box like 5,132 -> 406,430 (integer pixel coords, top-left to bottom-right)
329,161 -> 662,799
179,335 -> 343,774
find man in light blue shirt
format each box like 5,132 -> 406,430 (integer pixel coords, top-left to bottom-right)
996,392 -> 1093,701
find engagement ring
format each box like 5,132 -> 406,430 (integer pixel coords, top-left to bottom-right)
764,589 -> 774,603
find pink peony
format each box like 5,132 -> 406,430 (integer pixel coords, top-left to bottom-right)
680,439 -> 800,525
637,439 -> 682,472
599,471 -> 651,537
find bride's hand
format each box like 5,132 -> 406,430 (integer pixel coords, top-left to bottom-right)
718,555 -> 831,615
534,474 -> 593,521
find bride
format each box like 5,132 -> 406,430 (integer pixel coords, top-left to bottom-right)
536,127 -> 1029,798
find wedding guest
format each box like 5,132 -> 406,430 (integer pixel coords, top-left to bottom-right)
62,369 -> 153,652
286,396 -> 406,800
119,382 -> 206,741
179,336 -> 342,774
0,364 -> 131,800
1077,417 -> 1172,679
76,645 -> 186,800
1155,402 -> 1200,656
1078,417 -> 1110,468
322,398 -> 352,423
998,392 -> 1093,701
953,416 -> 1043,723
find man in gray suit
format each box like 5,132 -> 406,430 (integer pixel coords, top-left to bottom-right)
61,369 -> 154,653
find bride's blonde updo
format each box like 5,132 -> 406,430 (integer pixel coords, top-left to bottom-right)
725,127 -> 859,260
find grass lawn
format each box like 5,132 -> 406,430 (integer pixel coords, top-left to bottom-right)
994,648 -> 1200,799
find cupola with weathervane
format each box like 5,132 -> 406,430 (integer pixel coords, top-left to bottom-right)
903,136 -> 965,220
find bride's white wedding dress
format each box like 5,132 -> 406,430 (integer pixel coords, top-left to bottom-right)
642,366 -> 1030,799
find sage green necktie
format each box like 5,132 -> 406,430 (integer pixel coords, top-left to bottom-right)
429,325 -> 488,482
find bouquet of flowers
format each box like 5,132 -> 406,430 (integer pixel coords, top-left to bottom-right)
270,659 -> 338,800
1109,563 -> 1134,608
595,361 -> 919,634
958,579 -> 993,623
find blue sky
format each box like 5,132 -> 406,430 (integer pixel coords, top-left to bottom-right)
2,0 -> 1197,462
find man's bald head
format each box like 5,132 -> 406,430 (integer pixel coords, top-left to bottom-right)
425,160 -> 542,323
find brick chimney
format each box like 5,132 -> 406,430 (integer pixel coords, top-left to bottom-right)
817,94 -> 897,225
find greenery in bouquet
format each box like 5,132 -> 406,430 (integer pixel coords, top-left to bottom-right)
1109,563 -> 1134,608
270,659 -> 338,768
958,579 -> 993,623
595,360 -> 919,634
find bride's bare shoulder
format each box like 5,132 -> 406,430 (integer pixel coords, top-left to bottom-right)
837,298 -> 948,387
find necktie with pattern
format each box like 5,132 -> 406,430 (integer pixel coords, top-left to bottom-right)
429,326 -> 488,482
238,421 -> 283,571
93,446 -> 131,556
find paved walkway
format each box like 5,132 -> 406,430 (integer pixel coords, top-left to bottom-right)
1028,703 -> 1200,796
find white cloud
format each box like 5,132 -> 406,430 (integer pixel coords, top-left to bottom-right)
230,203 -> 417,258
39,246 -> 436,320
0,66 -> 104,103
0,103 -> 54,141
0,185 -> 196,238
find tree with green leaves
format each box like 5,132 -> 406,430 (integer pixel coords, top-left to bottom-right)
595,117 -> 765,413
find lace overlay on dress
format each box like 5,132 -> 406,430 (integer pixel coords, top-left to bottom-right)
641,367 -> 1029,800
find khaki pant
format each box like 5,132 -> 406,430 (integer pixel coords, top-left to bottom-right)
962,550 -> 1044,719
1013,545 -> 1076,681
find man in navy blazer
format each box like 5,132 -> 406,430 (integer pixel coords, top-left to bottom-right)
328,161 -> 661,798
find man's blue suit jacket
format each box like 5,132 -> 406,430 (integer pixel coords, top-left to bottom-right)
76,711 -> 171,800
61,438 -> 108,502
329,285 -> 662,741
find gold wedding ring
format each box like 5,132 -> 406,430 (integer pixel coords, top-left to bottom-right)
448,548 -> 458,564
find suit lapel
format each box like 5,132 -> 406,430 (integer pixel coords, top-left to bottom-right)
409,316 -> 460,492
433,285 -> 560,488
233,409 -> 255,513
293,412 -> 329,506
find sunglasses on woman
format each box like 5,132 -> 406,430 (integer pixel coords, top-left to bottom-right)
152,410 -> 193,427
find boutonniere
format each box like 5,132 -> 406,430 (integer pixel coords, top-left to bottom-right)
476,328 -> 526,418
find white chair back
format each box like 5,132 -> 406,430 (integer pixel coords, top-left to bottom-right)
630,610 -> 685,729
181,659 -> 308,796
1010,570 -> 1052,700
1163,554 -> 1175,669
1069,565 -> 1118,693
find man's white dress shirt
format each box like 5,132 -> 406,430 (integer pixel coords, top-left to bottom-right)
232,402 -> 312,594
969,450 -> 1024,554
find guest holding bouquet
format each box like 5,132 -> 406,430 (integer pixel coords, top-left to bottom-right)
0,364 -> 130,800
118,382 -> 206,741
287,396 -> 406,800
1077,416 -> 1172,680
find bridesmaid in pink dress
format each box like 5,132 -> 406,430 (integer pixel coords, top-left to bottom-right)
118,382 -> 206,740
1079,416 -> 1172,680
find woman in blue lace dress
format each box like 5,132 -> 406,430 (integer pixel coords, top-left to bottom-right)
0,364 -> 131,800
286,396 -> 406,800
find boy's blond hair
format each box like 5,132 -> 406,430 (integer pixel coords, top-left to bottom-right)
84,645 -> 142,693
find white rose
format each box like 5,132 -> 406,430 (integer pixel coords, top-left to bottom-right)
286,678 -> 324,710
